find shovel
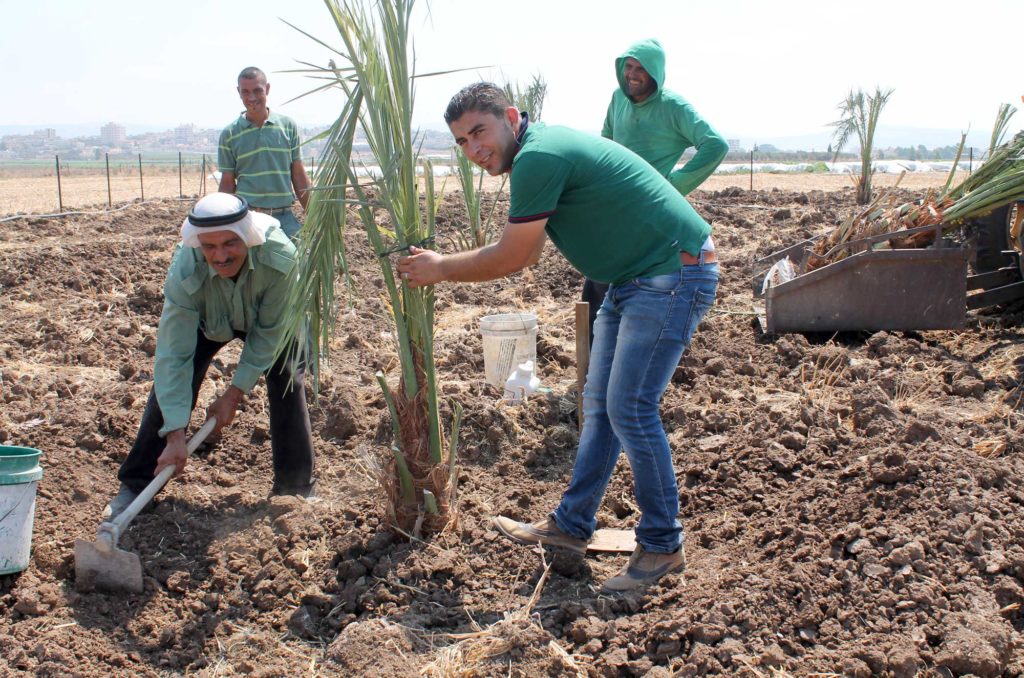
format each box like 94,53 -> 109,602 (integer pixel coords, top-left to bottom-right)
74,417 -> 217,594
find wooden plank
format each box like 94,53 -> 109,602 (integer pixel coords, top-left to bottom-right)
575,302 -> 590,431
588,528 -> 636,553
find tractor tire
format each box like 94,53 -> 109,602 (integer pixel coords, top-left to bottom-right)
972,204 -> 1012,273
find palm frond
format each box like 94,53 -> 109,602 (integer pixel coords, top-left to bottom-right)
829,87 -> 892,203
988,103 -> 1017,157
279,0 -> 455,533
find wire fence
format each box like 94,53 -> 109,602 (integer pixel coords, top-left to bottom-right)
0,147 -> 978,218
0,153 -> 320,217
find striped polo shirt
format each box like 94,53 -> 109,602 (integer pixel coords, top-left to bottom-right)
218,111 -> 301,208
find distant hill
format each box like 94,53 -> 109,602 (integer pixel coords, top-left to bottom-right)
5,121 -> 1017,155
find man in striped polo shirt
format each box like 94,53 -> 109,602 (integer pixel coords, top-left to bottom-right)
218,66 -> 311,240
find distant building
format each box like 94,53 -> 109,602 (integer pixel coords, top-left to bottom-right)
100,122 -> 126,146
727,138 -> 741,151
34,128 -> 57,140
174,123 -> 195,145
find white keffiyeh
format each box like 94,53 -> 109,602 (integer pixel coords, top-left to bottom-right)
179,193 -> 275,248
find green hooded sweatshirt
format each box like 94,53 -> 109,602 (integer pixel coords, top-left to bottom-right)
602,38 -> 728,196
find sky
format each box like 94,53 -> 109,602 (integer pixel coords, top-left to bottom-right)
3,0 -> 1022,149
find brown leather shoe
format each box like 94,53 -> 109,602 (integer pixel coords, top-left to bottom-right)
601,545 -> 685,593
493,515 -> 588,554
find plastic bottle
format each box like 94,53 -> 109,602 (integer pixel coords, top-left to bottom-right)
503,360 -> 540,404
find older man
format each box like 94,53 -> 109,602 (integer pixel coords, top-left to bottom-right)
397,83 -> 718,593
105,192 -> 315,519
218,66 -> 311,240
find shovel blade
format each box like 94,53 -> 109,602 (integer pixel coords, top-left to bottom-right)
74,538 -> 143,594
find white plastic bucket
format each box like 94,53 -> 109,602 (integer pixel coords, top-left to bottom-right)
479,313 -> 538,388
0,446 -> 43,576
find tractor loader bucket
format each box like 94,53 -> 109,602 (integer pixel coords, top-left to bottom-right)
756,247 -> 969,333
752,216 -> 1024,333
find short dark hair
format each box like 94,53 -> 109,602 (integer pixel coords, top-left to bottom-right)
237,67 -> 267,84
444,82 -> 511,125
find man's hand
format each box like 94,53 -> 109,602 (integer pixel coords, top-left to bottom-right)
155,429 -> 189,479
396,246 -> 445,288
395,218 -> 548,288
207,385 -> 244,434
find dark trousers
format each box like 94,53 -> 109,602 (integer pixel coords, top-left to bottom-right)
118,330 -> 316,496
581,278 -> 610,349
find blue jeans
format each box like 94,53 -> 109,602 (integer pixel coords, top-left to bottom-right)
276,209 -> 302,240
553,262 -> 719,553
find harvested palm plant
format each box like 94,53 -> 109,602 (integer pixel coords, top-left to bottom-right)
807,121 -> 1024,272
279,0 -> 462,535
830,86 -> 893,205
451,146 -> 493,251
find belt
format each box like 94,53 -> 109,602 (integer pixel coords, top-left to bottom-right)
250,205 -> 293,216
681,250 -> 717,265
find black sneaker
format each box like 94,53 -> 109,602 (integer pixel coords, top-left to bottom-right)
270,480 -> 317,500
101,484 -> 146,521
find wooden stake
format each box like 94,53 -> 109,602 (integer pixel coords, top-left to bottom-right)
55,155 -> 63,213
575,301 -> 590,430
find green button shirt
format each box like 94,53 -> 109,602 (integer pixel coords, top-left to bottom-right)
154,225 -> 297,436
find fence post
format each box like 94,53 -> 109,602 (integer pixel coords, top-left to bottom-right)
749,150 -> 754,191
138,153 -> 144,201
200,155 -> 207,196
969,147 -> 973,174
55,154 -> 64,213
105,153 -> 112,208
179,151 -> 183,198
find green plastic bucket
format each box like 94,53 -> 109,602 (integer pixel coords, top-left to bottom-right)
0,446 -> 43,575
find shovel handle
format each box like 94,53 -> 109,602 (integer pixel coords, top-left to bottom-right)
107,417 -> 218,533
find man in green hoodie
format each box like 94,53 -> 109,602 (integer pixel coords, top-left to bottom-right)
581,38 -> 728,342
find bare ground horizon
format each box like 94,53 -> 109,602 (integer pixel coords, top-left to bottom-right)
0,169 -> 969,218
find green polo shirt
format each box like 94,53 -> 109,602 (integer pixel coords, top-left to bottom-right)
154,225 -> 297,436
218,111 -> 301,208
509,122 -> 711,285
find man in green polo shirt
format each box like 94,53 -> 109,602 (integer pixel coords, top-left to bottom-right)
103,192 -> 316,520
218,66 -> 311,240
396,82 -> 719,593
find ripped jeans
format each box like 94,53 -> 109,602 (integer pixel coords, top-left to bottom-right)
553,262 -> 718,553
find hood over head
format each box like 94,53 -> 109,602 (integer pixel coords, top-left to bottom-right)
615,38 -> 666,99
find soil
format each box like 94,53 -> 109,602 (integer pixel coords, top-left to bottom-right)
1,184 -> 1022,677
